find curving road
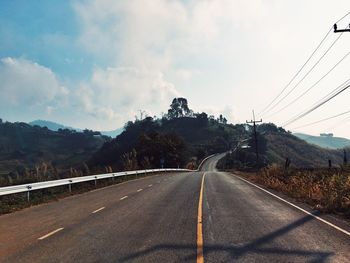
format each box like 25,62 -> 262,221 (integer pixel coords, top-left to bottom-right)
0,155 -> 349,262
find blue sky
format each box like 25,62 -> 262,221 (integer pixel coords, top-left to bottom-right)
0,1 -> 93,79
1,0 -> 350,137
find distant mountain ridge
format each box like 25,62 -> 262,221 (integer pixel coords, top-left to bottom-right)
29,120 -> 79,132
293,133 -> 350,149
29,120 -> 123,138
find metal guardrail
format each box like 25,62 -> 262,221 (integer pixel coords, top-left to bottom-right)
0,168 -> 192,199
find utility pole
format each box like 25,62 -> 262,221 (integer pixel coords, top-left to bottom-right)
333,23 -> 350,33
246,110 -> 262,164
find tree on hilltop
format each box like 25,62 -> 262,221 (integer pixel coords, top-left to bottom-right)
167,98 -> 193,119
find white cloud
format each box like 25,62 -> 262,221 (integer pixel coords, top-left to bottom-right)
199,105 -> 238,124
70,0 -> 270,127
3,0 -> 350,136
75,67 -> 179,125
0,57 -> 68,107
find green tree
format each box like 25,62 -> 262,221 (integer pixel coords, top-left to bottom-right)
167,98 -> 193,119
135,132 -> 188,168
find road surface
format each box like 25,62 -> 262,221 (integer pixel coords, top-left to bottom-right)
0,154 -> 349,262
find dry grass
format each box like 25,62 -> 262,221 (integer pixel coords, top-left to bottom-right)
239,165 -> 350,218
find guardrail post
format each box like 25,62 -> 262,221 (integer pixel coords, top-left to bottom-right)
26,185 -> 32,202
112,174 -> 115,182
68,180 -> 72,193
94,176 -> 97,187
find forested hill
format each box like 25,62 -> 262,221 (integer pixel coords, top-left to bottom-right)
0,120 -> 109,176
90,98 -> 348,171
88,114 -> 247,171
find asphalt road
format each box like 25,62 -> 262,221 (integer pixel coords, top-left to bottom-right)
0,155 -> 349,262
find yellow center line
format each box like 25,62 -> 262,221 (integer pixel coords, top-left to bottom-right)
197,172 -> 206,263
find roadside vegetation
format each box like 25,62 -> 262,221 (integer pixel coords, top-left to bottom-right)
234,165 -> 350,219
218,122 -> 350,219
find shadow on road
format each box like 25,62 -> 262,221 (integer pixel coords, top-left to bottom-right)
120,213 -> 333,262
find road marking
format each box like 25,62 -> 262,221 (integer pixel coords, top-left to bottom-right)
149,184 -> 153,187
137,188 -> 143,192
197,172 -> 206,263
120,196 -> 128,200
92,206 -> 105,214
232,173 -> 350,237
38,228 -> 64,240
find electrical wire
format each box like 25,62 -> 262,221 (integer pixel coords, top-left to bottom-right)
260,11 -> 350,116
259,27 -> 333,116
266,51 -> 350,118
283,79 -> 350,126
291,109 -> 350,129
325,115 -> 350,131
263,33 -> 343,116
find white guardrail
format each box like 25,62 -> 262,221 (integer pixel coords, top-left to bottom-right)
0,168 -> 192,198
0,154 -> 218,199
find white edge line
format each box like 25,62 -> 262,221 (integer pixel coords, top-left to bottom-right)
38,227 -> 64,240
92,206 -> 105,214
232,173 -> 350,237
137,189 -> 143,192
120,196 -> 128,200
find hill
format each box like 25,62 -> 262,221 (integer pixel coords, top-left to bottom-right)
265,132 -> 343,168
219,123 -> 346,169
294,132 -> 350,149
90,99 -> 347,171
29,119 -> 123,138
89,109 -> 246,171
0,120 -> 109,177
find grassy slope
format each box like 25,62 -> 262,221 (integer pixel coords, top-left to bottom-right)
266,132 -> 343,168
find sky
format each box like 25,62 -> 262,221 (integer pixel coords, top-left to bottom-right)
0,0 -> 350,137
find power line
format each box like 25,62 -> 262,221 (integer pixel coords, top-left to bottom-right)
263,32 -> 343,117
259,27 -> 333,116
284,79 -> 350,126
313,78 -> 350,106
291,109 -> 350,129
260,11 -> 350,116
283,79 -> 350,126
326,115 -> 350,131
266,51 -> 350,118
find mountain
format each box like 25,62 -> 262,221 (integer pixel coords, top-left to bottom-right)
294,133 -> 350,149
29,120 -> 77,131
99,128 -> 124,138
29,119 -> 123,138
